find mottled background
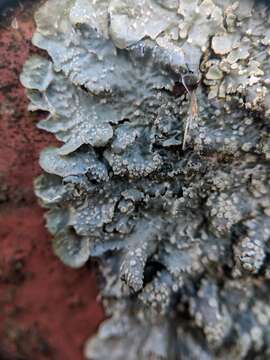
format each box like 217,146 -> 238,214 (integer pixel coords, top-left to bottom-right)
0,1 -> 104,359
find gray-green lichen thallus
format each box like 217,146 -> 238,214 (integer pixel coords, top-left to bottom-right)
20,0 -> 270,359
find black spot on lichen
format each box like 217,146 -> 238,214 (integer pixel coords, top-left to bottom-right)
20,0 -> 270,359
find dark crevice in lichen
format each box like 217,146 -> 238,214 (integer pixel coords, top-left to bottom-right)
143,260 -> 166,286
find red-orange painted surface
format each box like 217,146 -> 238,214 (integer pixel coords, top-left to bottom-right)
0,2 -> 104,359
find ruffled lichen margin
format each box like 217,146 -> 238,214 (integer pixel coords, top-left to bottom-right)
20,0 -> 270,358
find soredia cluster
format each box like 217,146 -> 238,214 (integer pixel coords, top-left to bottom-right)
21,0 -> 270,358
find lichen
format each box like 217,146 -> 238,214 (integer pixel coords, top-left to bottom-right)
21,0 -> 270,359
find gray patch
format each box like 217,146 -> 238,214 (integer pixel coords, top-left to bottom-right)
21,0 -> 270,359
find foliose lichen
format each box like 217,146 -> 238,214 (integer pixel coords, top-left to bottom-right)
21,0 -> 270,358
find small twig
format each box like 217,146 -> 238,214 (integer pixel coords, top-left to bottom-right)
182,115 -> 191,151
181,74 -> 199,150
181,74 -> 191,95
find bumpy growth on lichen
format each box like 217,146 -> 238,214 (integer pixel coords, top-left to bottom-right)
21,0 -> 270,358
